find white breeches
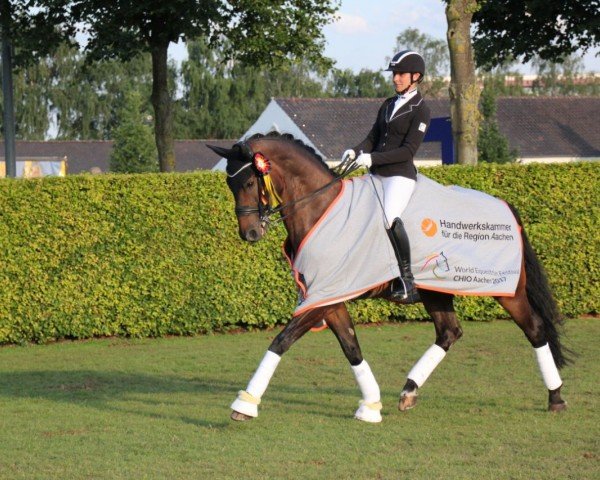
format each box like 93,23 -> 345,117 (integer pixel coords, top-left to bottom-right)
378,175 -> 416,227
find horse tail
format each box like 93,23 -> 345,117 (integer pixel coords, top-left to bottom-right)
508,203 -> 572,369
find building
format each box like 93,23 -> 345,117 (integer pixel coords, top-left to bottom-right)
214,96 -> 600,170
0,139 -> 235,176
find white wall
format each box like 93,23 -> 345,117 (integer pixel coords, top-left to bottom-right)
212,99 -> 325,171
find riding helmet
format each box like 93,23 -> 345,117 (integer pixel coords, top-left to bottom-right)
386,50 -> 425,76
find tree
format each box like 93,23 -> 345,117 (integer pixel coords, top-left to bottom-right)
472,0 -> 600,69
1,0 -> 75,68
2,50 -> 53,139
392,28 -> 450,97
174,38 -> 329,139
478,79 -> 517,164
530,54 -> 590,96
445,0 -> 481,165
476,59 -> 528,97
69,0 -> 339,172
2,0 -> 75,175
48,44 -> 154,140
109,90 -> 158,173
328,68 -> 389,98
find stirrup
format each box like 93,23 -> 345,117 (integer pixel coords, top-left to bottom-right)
390,278 -> 420,304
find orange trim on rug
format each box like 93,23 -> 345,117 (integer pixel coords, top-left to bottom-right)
415,284 -> 516,297
295,180 -> 347,258
293,279 -> 392,317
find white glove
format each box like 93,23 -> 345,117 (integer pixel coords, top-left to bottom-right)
355,153 -> 372,168
341,149 -> 356,162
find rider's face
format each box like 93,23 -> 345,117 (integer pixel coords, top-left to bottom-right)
393,72 -> 419,93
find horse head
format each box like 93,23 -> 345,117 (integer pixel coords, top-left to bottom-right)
207,141 -> 271,242
208,133 -> 338,247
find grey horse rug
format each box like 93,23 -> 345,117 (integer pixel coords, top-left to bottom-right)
284,174 -> 522,316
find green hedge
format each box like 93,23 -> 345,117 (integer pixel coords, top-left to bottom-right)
0,162 -> 598,344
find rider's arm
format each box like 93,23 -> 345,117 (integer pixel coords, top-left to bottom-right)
351,100 -> 391,154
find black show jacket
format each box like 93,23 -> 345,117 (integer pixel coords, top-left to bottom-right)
353,91 -> 430,180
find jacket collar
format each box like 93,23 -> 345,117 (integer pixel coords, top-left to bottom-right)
387,90 -> 423,122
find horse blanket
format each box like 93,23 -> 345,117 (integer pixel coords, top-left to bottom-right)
285,174 -> 522,316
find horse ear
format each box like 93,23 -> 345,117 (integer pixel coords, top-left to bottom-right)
206,144 -> 234,158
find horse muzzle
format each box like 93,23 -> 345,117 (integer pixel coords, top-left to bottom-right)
240,224 -> 266,243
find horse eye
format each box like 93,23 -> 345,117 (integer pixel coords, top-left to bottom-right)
245,179 -> 255,189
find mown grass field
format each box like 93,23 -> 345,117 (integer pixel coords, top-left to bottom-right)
0,319 -> 598,480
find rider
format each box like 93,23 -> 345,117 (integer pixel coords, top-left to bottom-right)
342,50 -> 430,303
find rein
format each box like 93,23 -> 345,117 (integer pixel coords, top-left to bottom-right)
233,168 -> 342,224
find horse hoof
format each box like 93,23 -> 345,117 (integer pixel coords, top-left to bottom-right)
548,401 -> 567,413
230,410 -> 254,421
398,393 -> 417,412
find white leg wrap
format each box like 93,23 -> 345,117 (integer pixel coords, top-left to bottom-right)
407,344 -> 447,388
351,360 -> 380,403
246,350 -> 281,399
535,343 -> 562,390
231,351 -> 281,417
230,390 -> 260,417
352,360 -> 382,423
354,400 -> 383,423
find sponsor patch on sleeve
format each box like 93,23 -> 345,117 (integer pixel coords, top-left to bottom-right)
418,122 -> 427,132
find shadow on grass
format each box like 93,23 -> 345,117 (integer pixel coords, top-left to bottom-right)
0,370 -> 359,425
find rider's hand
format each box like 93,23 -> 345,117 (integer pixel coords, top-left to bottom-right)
355,153 -> 372,168
341,149 -> 356,162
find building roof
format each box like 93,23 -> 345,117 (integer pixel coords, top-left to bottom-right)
0,139 -> 235,174
273,96 -> 600,160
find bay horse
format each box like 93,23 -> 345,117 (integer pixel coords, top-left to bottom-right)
207,132 -> 569,423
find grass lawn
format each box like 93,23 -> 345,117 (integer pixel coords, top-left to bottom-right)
0,318 -> 598,480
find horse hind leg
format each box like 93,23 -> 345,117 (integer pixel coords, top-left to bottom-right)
399,290 -> 462,411
496,268 -> 567,412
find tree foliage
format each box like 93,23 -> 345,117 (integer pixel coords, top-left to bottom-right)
477,79 -> 517,164
472,0 -> 600,69
1,0 -> 75,68
328,68 -> 389,98
1,42 -> 155,140
174,39 -> 328,139
109,90 -> 158,173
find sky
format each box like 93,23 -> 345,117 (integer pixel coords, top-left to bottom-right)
169,0 -> 599,75
321,0 -> 600,74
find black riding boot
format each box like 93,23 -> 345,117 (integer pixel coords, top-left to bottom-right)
387,218 -> 420,304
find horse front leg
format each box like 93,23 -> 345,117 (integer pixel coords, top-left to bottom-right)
230,308 -> 325,421
399,290 -> 462,411
324,303 -> 382,423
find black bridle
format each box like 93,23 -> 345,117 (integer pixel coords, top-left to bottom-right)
230,141 -> 358,229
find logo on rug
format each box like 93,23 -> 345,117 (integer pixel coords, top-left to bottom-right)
421,218 -> 438,237
421,252 -> 450,279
